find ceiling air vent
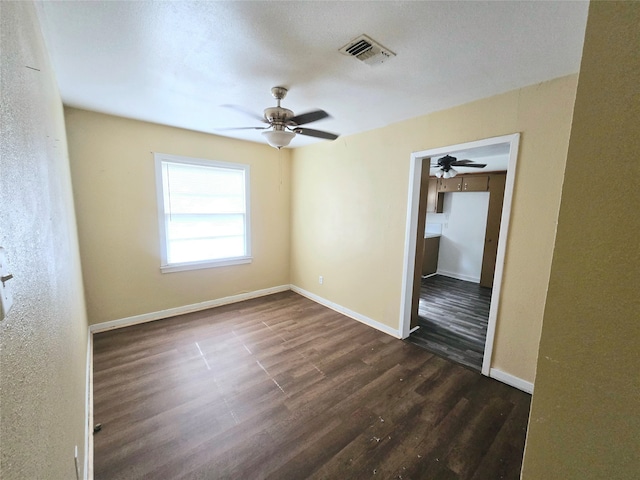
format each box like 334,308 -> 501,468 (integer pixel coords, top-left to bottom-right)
339,34 -> 396,66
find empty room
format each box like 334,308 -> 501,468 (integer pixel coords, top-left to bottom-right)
2,1 -> 638,479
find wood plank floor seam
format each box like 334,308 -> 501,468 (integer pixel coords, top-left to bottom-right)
408,275 -> 491,371
93,291 -> 530,479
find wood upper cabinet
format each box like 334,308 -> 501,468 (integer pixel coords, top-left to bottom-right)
426,178 -> 444,213
436,174 -> 490,192
462,175 -> 489,192
437,177 -> 462,192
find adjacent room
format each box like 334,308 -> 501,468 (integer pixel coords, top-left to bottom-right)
2,1 -> 638,480
408,143 -> 511,371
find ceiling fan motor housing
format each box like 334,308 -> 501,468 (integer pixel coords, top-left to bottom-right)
263,107 -> 294,126
438,155 -> 455,171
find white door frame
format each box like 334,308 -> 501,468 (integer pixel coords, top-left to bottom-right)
399,133 -> 520,376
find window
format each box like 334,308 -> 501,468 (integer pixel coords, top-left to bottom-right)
154,153 -> 251,273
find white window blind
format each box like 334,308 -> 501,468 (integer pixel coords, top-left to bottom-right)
155,154 -> 251,272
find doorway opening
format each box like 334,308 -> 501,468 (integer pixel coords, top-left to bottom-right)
399,134 -> 520,377
409,274 -> 492,371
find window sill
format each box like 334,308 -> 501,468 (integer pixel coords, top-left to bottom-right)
160,256 -> 253,273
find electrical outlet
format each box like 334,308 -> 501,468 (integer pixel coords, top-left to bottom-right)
318,275 -> 323,285
0,247 -> 14,321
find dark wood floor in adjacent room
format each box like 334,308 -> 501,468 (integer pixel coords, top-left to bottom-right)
408,275 -> 491,371
92,291 -> 530,479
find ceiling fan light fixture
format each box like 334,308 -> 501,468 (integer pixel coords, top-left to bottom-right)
262,129 -> 295,149
449,167 -> 458,178
435,169 -> 443,178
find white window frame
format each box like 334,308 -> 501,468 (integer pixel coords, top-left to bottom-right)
154,153 -> 252,273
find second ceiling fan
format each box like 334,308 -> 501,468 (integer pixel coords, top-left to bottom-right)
222,86 -> 339,149
431,155 -> 487,178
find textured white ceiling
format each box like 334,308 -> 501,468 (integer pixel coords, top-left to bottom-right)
35,1 -> 589,149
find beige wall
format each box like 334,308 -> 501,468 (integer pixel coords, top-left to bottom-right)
65,109 -> 291,324
66,69 -> 579,384
522,2 -> 640,478
0,2 -> 89,478
291,74 -> 579,383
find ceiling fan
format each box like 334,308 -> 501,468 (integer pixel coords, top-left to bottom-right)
431,155 -> 487,178
221,86 -> 339,149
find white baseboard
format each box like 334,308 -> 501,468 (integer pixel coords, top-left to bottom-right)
88,285 -> 531,397
436,270 -> 480,284
89,285 -> 291,333
490,368 -> 534,394
84,331 -> 93,480
290,285 -> 402,338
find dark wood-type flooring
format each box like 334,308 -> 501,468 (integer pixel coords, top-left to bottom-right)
408,276 -> 491,371
93,291 -> 530,479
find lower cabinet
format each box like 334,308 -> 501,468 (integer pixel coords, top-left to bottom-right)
422,236 -> 440,275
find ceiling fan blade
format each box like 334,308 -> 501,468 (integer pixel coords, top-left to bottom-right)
216,126 -> 268,131
450,159 -> 474,165
220,104 -> 268,123
458,163 -> 487,168
289,109 -> 330,126
294,128 -> 339,140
